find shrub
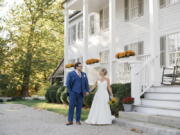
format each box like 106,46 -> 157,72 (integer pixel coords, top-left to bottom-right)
0,99 -> 3,103
111,83 -> 131,116
45,84 -> 59,103
60,88 -> 69,105
56,86 -> 65,104
49,90 -> 57,103
84,93 -> 95,108
11,96 -> 23,101
45,90 -> 51,102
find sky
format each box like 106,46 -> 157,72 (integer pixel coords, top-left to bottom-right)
0,0 -> 22,38
0,0 -> 22,18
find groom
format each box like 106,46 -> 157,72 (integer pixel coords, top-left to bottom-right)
66,62 -> 89,125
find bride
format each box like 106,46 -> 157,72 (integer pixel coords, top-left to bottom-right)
85,68 -> 115,125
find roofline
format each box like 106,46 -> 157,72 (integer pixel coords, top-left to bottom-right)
62,0 -> 68,5
48,58 -> 64,81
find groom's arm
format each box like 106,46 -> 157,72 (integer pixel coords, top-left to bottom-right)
85,73 -> 90,92
66,72 -> 72,93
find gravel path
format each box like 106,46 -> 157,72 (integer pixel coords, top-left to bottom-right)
0,104 -> 146,135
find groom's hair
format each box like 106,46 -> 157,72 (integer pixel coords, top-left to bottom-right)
74,62 -> 81,69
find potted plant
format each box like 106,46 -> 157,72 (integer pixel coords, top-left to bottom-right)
115,50 -> 135,59
65,63 -> 75,68
122,97 -> 134,112
86,58 -> 100,65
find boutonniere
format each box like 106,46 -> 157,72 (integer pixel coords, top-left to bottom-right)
84,74 -> 86,78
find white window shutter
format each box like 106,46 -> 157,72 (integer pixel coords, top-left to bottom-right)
124,45 -> 128,51
138,0 -> 144,16
99,10 -> 103,30
160,36 -> 166,67
124,0 -> 129,21
160,0 -> 166,8
138,41 -> 144,55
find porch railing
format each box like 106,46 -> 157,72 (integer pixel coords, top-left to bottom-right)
131,54 -> 159,105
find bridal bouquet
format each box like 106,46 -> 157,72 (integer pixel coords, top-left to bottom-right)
108,97 -> 118,105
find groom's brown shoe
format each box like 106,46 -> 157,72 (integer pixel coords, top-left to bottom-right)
76,122 -> 81,125
66,122 -> 73,126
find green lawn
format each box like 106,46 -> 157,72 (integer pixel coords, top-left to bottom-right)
6,100 -> 89,121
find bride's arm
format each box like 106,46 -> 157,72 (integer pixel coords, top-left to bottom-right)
90,81 -> 97,92
107,78 -> 114,97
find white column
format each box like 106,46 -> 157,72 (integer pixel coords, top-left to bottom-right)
109,0 -> 116,83
83,0 -> 89,73
149,0 -> 161,86
64,5 -> 69,85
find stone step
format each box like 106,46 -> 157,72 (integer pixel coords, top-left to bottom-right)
141,99 -> 180,110
115,118 -> 180,135
149,86 -> 180,93
144,92 -> 180,101
135,105 -> 180,117
119,111 -> 180,129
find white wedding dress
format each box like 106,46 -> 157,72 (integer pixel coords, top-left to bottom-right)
85,80 -> 115,124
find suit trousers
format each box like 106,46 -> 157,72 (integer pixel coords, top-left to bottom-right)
68,91 -> 83,122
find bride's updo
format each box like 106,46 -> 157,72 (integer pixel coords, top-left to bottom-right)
100,68 -> 108,76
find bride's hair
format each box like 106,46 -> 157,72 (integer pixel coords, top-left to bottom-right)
100,68 -> 108,75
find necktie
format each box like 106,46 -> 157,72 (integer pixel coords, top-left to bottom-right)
78,72 -> 81,77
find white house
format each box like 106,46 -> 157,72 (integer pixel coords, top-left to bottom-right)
62,0 -> 180,118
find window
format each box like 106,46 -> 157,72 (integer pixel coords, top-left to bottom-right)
89,15 -> 95,35
78,21 -> 83,40
68,59 -> 76,64
99,50 -> 109,64
99,6 -> 109,30
124,0 -> 144,21
166,32 -> 180,66
124,41 -> 144,55
160,0 -> 180,8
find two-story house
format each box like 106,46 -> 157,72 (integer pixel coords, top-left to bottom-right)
62,0 -> 180,118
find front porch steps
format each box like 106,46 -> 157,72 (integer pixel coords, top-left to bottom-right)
115,112 -> 180,135
134,86 -> 180,117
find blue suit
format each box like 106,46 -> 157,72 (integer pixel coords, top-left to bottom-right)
66,71 -> 89,122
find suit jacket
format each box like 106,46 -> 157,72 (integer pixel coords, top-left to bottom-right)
66,71 -> 89,94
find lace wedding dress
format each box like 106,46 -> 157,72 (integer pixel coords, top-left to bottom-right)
85,80 -> 115,124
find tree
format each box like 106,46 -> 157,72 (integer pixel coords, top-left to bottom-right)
3,0 -> 64,97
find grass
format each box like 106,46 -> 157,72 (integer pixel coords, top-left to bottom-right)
6,100 -> 89,121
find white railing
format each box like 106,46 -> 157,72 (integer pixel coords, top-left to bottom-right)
115,54 -> 150,84
131,54 -> 159,105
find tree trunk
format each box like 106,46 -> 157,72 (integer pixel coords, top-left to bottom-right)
21,25 -> 35,97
